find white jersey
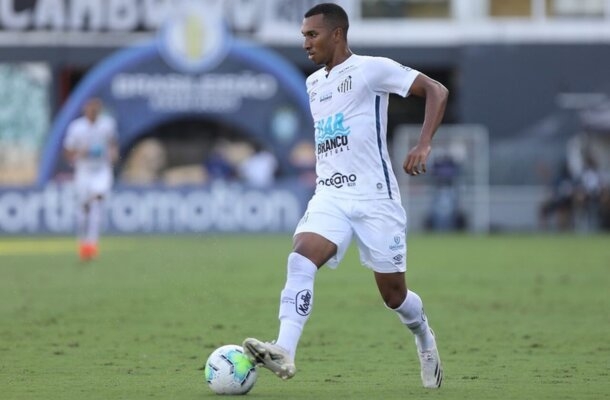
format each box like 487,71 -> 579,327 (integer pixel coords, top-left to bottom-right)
64,115 -> 117,177
306,54 -> 419,200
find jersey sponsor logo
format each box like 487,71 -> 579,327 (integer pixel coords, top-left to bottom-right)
315,113 -> 351,158
317,172 -> 357,189
319,91 -> 332,103
316,135 -> 349,157
296,289 -> 312,316
337,76 -> 352,93
309,91 -> 317,103
337,65 -> 356,75
88,142 -> 107,159
391,59 -> 412,72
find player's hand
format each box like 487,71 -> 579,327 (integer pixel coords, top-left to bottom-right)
403,143 -> 431,176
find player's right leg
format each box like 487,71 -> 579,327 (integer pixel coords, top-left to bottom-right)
243,194 -> 350,380
243,249 -> 320,380
242,338 -> 296,380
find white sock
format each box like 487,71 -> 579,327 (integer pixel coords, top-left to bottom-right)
276,252 -> 317,359
86,199 -> 102,244
393,290 -> 435,351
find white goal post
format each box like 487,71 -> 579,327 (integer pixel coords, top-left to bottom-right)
392,124 -> 490,233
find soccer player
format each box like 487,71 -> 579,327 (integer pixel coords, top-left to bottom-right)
63,98 -> 118,261
243,2 -> 448,389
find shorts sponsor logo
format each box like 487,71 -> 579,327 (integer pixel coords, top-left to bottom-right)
389,235 -> 404,251
317,172 -> 357,189
296,289 -> 312,316
393,254 -> 403,264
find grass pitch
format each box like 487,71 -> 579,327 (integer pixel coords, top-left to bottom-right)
0,234 -> 608,399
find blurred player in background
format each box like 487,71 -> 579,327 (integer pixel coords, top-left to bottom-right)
243,3 -> 448,389
63,98 -> 118,262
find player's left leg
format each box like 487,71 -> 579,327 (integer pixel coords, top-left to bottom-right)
84,194 -> 105,258
354,199 -> 442,388
374,273 -> 442,388
77,202 -> 92,261
74,176 -> 91,261
82,169 -> 112,260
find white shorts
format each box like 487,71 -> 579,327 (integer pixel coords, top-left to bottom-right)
74,168 -> 113,205
294,192 -> 407,273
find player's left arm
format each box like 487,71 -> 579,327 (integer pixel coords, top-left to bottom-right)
108,137 -> 119,165
403,73 -> 448,176
107,118 -> 120,165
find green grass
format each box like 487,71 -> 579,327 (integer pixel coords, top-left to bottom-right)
0,234 -> 609,399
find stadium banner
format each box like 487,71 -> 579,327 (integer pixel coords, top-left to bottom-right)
0,181 -> 310,234
0,63 -> 51,186
0,0 -> 357,34
0,2 -> 317,234
38,1 -> 314,185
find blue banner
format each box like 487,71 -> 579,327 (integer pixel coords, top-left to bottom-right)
0,182 -> 312,234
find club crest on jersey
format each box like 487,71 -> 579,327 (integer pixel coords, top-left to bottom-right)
337,76 -> 352,93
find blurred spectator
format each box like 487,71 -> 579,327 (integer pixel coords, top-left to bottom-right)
573,152 -> 603,232
237,144 -> 278,188
599,186 -> 610,231
121,138 -> 167,185
204,139 -> 237,182
289,140 -> 316,188
425,151 -> 466,231
539,161 -> 575,231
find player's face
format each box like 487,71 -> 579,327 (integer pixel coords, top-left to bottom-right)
301,14 -> 337,66
83,99 -> 102,121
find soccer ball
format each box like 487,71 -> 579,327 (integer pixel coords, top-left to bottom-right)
204,344 -> 258,395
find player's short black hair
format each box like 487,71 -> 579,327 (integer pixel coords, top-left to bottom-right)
304,3 -> 349,38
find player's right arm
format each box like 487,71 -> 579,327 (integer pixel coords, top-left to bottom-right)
63,121 -> 85,166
